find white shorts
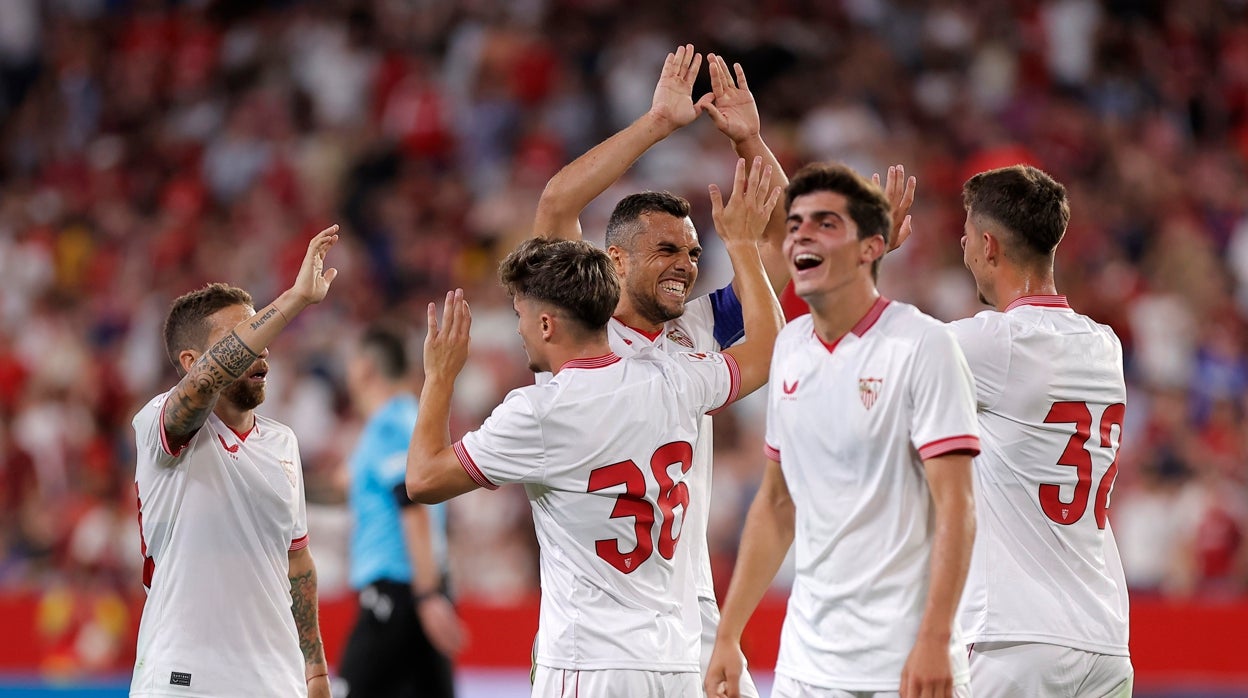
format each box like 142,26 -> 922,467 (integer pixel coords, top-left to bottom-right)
532,666 -> 700,698
772,674 -> 971,698
968,641 -> 1133,698
699,595 -> 760,698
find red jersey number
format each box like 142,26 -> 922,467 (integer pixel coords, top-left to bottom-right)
587,441 -> 694,574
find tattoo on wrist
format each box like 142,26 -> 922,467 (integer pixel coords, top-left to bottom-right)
208,331 -> 260,378
289,568 -> 326,665
249,306 -> 282,331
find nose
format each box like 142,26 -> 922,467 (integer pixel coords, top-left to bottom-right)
258,347 -> 270,359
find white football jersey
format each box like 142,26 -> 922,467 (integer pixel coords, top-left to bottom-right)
951,295 -> 1130,656
131,392 -> 309,697
456,349 -> 740,672
764,298 -> 980,691
607,291 -> 729,602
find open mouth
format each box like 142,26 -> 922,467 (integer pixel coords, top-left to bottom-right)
248,368 -> 268,382
793,253 -> 824,271
658,280 -> 687,298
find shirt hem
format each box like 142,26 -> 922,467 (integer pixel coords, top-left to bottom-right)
963,631 -> 1130,657
536,657 -> 700,672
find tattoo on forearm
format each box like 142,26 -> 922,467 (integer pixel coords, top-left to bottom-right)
289,567 -> 326,666
249,307 -> 281,332
208,331 -> 260,378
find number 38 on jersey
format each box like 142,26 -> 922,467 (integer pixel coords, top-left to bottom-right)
587,441 -> 693,574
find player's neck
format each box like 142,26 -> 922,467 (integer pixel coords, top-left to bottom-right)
214,401 -> 256,434
612,298 -> 664,336
991,268 -> 1058,312
548,337 -> 614,375
808,280 -> 880,346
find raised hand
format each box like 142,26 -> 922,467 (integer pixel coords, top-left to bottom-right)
649,44 -> 704,133
423,289 -> 472,382
872,164 -> 917,252
709,156 -> 783,245
699,54 -> 760,145
290,224 -> 341,307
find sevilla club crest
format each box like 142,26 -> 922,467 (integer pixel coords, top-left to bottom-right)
858,377 -> 883,409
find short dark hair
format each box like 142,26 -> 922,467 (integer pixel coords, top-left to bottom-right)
163,283 -> 254,373
962,165 -> 1070,263
359,325 -> 409,380
786,162 -> 892,278
498,238 -> 619,334
605,191 -> 691,250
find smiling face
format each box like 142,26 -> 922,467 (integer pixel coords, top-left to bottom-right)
783,190 -> 882,303
614,212 -> 701,325
203,304 -> 269,410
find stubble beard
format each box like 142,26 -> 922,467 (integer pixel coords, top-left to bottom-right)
627,280 -> 684,326
223,378 -> 265,411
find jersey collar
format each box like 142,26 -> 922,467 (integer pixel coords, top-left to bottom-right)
1005,294 -> 1070,312
559,353 -> 622,371
613,317 -> 664,343
814,296 -> 891,353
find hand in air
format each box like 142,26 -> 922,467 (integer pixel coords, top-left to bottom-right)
709,156 -> 783,245
423,289 -> 472,382
649,44 -> 705,133
699,54 -> 760,145
872,164 -> 917,252
291,224 -> 341,306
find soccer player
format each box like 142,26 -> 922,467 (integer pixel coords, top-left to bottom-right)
953,165 -> 1132,696
130,226 -> 340,698
706,164 -> 981,698
337,326 -> 465,698
406,160 -> 781,697
532,46 -> 787,696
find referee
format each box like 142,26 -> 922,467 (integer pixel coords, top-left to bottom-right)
338,326 -> 464,698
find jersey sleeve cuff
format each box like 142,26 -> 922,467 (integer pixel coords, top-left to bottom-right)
157,394 -> 189,458
764,442 -> 781,462
453,440 -> 500,490
707,352 -> 742,416
289,534 -> 309,551
917,434 -> 981,460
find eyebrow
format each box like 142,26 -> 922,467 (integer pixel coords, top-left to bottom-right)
656,242 -> 702,255
786,210 -> 846,225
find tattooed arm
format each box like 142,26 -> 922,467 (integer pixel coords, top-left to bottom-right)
161,226 -> 341,452
289,545 -> 330,696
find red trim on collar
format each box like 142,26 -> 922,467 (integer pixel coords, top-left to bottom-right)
813,297 -> 891,354
851,296 -> 891,336
1005,295 -> 1070,312
559,353 -> 622,371
227,422 -> 256,441
614,317 -> 663,342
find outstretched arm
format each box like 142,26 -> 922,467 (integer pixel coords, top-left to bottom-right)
162,226 -> 340,453
713,157 -> 784,399
407,290 -> 480,504
701,55 -> 789,293
288,546 -> 330,698
705,459 -> 795,698
532,45 -> 705,241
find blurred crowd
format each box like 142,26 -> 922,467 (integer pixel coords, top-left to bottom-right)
1,0 -> 1247,671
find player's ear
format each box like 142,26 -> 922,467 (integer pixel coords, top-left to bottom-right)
860,234 -> 886,267
178,349 -> 199,377
539,312 -> 555,341
606,245 -> 627,275
983,231 -> 1001,265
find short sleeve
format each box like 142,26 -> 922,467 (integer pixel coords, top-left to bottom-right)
706,284 -> 746,348
290,449 -> 310,550
132,391 -> 183,467
909,325 -> 981,460
948,313 -> 1011,411
456,389 -> 546,489
671,351 -> 741,416
763,352 -> 783,462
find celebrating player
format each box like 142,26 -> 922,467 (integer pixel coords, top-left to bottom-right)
131,226 -> 340,697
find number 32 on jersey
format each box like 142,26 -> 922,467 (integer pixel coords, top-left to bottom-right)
1041,401 -> 1125,529
587,441 -> 693,574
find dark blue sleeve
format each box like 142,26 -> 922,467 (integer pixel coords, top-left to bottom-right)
709,283 -> 746,349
